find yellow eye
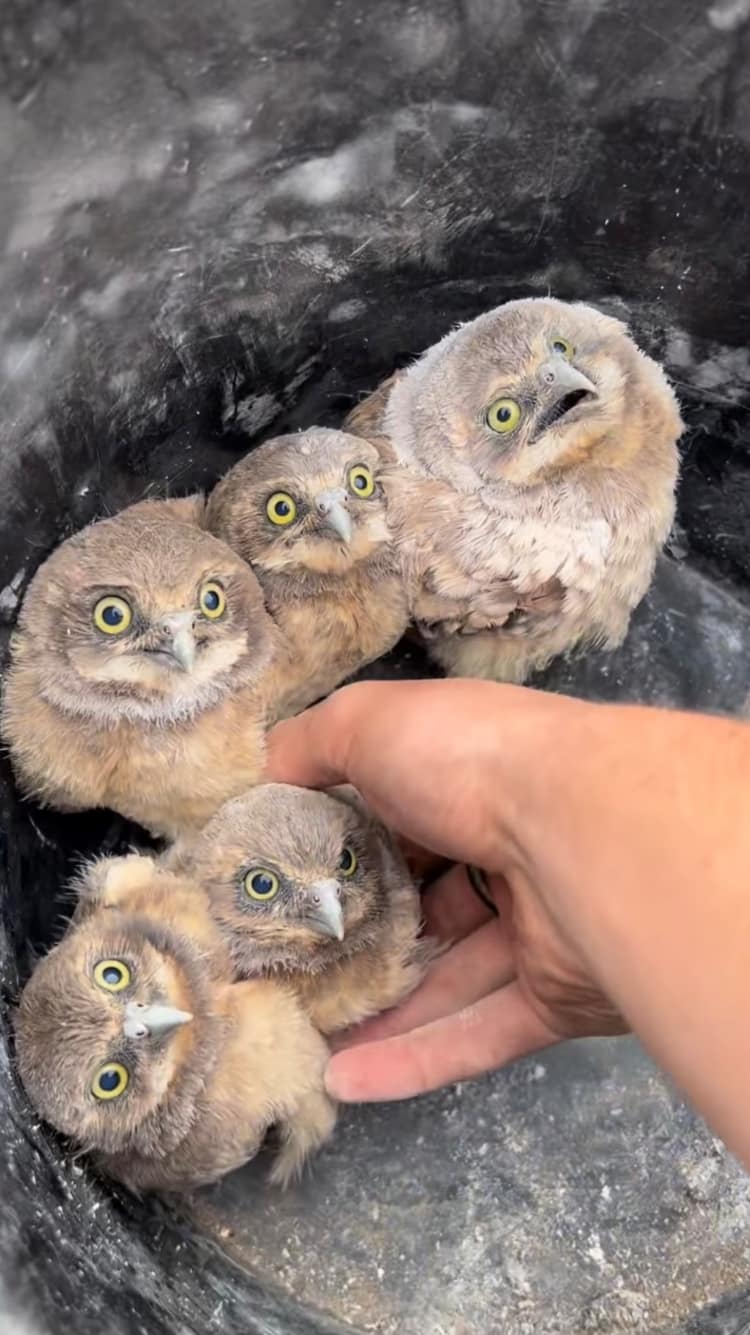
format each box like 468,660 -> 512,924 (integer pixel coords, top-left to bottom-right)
93,959 -> 131,992
339,847 -> 358,877
486,399 -> 522,434
92,1062 -> 129,1101
93,596 -> 132,636
551,336 -> 575,359
244,869 -> 280,901
199,581 -> 226,619
266,493 -> 297,526
348,465 -> 375,499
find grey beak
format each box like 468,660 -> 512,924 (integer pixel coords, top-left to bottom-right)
306,878 -> 345,941
159,611 -> 196,672
123,1001 -> 193,1039
315,490 -> 353,544
539,358 -> 597,397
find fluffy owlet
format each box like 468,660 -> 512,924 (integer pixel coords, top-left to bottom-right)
1,504 -> 287,838
346,297 -> 683,682
205,428 -> 409,716
168,783 -> 431,1035
15,854 -> 335,1192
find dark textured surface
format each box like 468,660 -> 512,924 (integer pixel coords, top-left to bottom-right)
1,1 -> 750,1333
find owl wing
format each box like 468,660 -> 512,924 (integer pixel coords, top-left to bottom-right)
417,567 -> 566,639
389,472 -> 569,637
344,373 -> 403,463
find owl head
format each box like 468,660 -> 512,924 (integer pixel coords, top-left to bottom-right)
14,896 -> 220,1159
171,783 -> 394,975
72,852 -> 232,980
205,429 -> 390,579
13,506 -> 276,725
386,297 -> 682,491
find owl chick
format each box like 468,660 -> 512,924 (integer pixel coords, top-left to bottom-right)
15,856 -> 335,1192
168,783 -> 430,1035
345,297 -> 683,682
1,505 -> 287,839
205,428 -> 409,716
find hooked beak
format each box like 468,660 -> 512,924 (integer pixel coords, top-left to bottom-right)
306,878 -> 345,941
315,490 -> 353,544
123,1001 -> 193,1039
158,611 -> 196,672
535,357 -> 598,432
539,357 -> 598,398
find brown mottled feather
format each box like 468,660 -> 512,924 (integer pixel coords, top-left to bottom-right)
15,856 -> 335,1192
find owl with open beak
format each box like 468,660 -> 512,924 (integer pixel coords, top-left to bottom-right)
345,297 -> 683,682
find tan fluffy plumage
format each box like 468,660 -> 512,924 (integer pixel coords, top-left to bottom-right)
168,783 -> 430,1035
15,854 -> 335,1192
72,850 -> 231,979
1,504 -> 287,838
205,428 -> 409,715
346,297 -> 683,682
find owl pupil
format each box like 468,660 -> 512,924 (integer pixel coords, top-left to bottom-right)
340,849 -> 353,871
99,1070 -> 120,1092
276,501 -> 290,516
204,590 -> 219,610
252,874 -> 274,895
554,341 -> 566,353
498,407 -> 511,422
103,606 -> 123,626
103,967 -> 121,985
354,476 -> 366,490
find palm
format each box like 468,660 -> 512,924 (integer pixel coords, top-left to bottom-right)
326,865 -> 626,1102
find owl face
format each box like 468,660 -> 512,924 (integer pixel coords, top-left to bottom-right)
15,912 -> 219,1157
17,510 -> 275,723
181,784 -> 388,974
206,429 -> 390,578
387,297 -> 638,489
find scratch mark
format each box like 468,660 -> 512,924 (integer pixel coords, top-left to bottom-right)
0,305 -> 58,405
532,131 -> 561,244
636,21 -> 718,74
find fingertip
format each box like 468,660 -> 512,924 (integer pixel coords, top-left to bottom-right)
265,699 -> 339,788
325,1032 -> 436,1103
265,681 -> 389,789
324,1051 -> 363,1102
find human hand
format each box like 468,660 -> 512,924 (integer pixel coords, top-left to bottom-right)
267,679 -> 626,1101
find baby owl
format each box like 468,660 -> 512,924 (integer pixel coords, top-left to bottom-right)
346,297 -> 683,682
206,428 -> 409,715
168,783 -> 430,1035
15,854 -> 335,1191
1,504 -> 287,838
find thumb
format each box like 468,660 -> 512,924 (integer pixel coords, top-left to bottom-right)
265,686 -> 365,788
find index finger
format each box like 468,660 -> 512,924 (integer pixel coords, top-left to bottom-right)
266,678 -> 520,871
266,687 -> 361,790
